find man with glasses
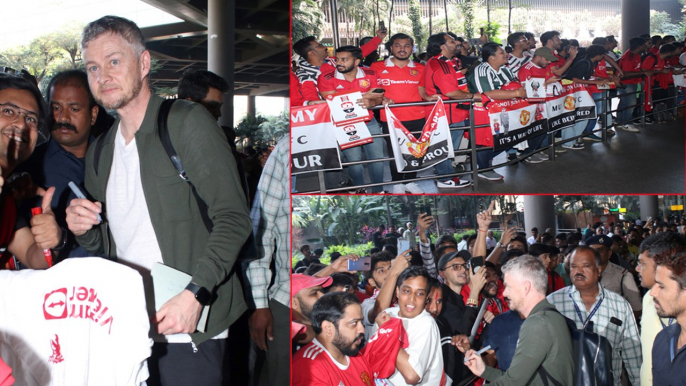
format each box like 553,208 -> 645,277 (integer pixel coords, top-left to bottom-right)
360,250 -> 410,339
292,31 -> 386,107
0,75 -> 62,269
506,32 -> 532,77
437,250 -> 488,335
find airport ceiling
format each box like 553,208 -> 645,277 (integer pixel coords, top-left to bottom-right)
140,0 -> 289,97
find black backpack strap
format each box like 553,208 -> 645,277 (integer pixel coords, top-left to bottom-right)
157,99 -> 213,233
537,365 -> 564,386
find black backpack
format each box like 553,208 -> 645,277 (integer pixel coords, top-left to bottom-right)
538,307 -> 614,386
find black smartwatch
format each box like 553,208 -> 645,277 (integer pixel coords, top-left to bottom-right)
185,282 -> 211,306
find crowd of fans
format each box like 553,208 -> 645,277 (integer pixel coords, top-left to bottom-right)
291,30 -> 685,193
291,204 -> 686,385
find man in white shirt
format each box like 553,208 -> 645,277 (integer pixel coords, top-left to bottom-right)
527,227 -> 538,245
486,230 -> 498,250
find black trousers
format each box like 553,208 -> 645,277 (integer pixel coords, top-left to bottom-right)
260,300 -> 291,386
380,118 -> 426,182
147,338 -> 226,386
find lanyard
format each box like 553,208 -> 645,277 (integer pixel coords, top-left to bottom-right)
569,291 -> 603,328
671,336 -> 676,362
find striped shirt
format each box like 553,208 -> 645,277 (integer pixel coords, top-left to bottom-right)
547,284 -> 642,386
246,137 -> 290,309
470,62 -> 517,93
507,53 -> 532,77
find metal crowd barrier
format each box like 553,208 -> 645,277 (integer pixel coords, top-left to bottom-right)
299,75 -> 682,194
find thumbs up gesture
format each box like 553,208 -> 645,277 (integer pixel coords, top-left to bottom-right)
30,187 -> 62,250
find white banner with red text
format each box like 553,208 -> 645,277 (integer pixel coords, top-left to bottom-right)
290,104 -> 342,174
386,99 -> 454,173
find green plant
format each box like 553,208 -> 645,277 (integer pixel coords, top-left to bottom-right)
408,0 -> 425,52
293,0 -> 326,42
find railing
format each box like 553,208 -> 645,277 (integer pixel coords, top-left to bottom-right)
297,76 -> 682,194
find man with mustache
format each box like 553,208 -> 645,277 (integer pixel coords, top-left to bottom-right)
0,75 -> 61,269
635,232 -> 686,386
586,235 -> 643,321
14,70 -> 103,260
649,250 -> 686,385
292,292 -> 374,385
547,246 -> 641,386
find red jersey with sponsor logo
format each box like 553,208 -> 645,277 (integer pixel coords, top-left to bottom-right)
424,56 -> 469,124
517,61 -> 555,83
587,59 -> 611,93
641,53 -> 672,88
318,67 -> 379,120
619,50 -> 643,84
293,339 -> 375,386
371,58 -> 425,122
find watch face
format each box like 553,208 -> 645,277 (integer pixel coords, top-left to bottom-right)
196,287 -> 211,305
187,283 -> 210,305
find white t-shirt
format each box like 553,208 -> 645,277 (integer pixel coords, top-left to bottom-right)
0,258 -> 151,385
107,126 -> 227,343
527,236 -> 536,245
376,307 -> 443,385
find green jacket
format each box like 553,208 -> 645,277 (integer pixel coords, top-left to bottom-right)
481,299 -> 574,386
76,95 -> 250,345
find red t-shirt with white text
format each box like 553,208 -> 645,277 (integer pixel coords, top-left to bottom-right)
292,339 -> 375,386
370,58 -> 426,122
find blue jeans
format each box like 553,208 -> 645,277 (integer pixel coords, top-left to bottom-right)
583,92 -> 612,134
618,83 -> 638,125
435,121 -> 467,181
341,118 -> 385,192
561,119 -> 586,146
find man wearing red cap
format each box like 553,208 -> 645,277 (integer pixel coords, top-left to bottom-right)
292,274 -> 333,345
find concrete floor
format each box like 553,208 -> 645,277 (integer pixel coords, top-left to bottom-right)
294,116 -> 685,194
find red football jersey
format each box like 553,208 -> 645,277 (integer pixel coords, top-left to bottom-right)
619,50 -> 643,84
424,56 -> 469,124
318,67 -> 380,119
587,59 -> 610,93
517,61 -> 555,83
370,58 -> 426,122
293,339 -> 375,386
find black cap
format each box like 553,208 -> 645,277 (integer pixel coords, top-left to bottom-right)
437,250 -> 472,271
586,235 -> 613,248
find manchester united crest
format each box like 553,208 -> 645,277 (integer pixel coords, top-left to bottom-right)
519,110 -> 531,126
360,371 -> 373,386
409,69 -> 419,76
407,141 -> 429,158
359,79 -> 370,88
564,96 -> 576,111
